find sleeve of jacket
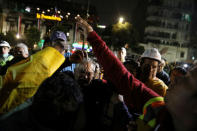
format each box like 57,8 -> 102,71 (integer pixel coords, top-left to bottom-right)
87,31 -> 161,112
0,47 -> 65,114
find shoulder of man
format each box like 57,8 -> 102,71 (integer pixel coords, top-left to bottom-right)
152,78 -> 168,90
162,70 -> 169,77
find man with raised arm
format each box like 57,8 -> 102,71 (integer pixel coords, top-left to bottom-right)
76,17 -> 197,131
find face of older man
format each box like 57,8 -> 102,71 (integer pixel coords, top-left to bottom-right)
158,59 -> 166,73
15,47 -> 28,58
75,62 -> 95,87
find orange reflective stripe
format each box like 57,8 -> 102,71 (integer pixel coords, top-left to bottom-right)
138,97 -> 165,129
151,101 -> 165,108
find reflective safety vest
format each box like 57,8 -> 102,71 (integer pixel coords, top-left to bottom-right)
0,55 -> 14,66
0,47 -> 65,114
136,97 -> 165,131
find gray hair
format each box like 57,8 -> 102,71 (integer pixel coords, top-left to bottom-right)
74,59 -> 96,80
16,43 -> 29,55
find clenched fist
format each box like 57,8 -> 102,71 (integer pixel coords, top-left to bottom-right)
69,50 -> 88,63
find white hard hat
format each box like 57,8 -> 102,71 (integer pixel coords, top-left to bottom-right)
0,41 -> 11,48
141,48 -> 161,62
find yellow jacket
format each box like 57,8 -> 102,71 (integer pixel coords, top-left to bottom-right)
145,78 -> 168,97
0,47 -> 65,114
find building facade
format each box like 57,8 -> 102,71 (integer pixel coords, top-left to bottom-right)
0,0 -> 98,49
145,0 -> 194,47
143,0 -> 195,62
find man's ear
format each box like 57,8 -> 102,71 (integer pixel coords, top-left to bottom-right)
60,49 -> 65,55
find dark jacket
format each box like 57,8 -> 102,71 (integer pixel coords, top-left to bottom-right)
0,105 -> 81,131
81,79 -> 133,131
0,56 -> 24,75
156,70 -> 170,86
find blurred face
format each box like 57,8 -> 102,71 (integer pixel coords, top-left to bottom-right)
158,59 -> 165,73
75,63 -> 94,87
141,58 -> 159,80
165,71 -> 197,131
15,47 -> 28,58
0,46 -> 10,55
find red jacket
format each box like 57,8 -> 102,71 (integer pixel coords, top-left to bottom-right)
87,31 -> 161,112
87,32 -> 174,131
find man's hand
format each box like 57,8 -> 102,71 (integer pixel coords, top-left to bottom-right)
69,50 -> 88,63
75,16 -> 93,33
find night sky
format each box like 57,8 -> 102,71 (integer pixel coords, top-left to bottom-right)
73,0 -> 138,25
17,0 -> 141,25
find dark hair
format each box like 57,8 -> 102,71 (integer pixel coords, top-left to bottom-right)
124,59 -> 139,68
33,72 -> 83,111
170,66 -> 187,76
62,70 -> 75,79
31,73 -> 83,130
44,37 -> 51,44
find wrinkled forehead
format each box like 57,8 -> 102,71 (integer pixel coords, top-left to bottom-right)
78,63 -> 95,73
16,47 -> 24,51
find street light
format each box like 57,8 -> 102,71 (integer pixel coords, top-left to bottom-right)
16,34 -> 20,39
119,17 -> 124,24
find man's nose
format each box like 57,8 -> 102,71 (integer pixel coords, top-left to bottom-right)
84,74 -> 88,79
81,73 -> 88,79
150,66 -> 155,71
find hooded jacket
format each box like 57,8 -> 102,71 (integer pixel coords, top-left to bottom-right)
0,47 -> 65,114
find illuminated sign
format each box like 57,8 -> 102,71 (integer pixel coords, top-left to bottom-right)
72,42 -> 92,52
36,13 -> 61,21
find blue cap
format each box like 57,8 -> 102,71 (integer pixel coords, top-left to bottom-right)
50,31 -> 67,42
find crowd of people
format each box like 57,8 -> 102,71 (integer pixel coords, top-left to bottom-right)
0,16 -> 196,131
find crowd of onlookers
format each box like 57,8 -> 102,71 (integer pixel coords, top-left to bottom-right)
0,17 -> 196,131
